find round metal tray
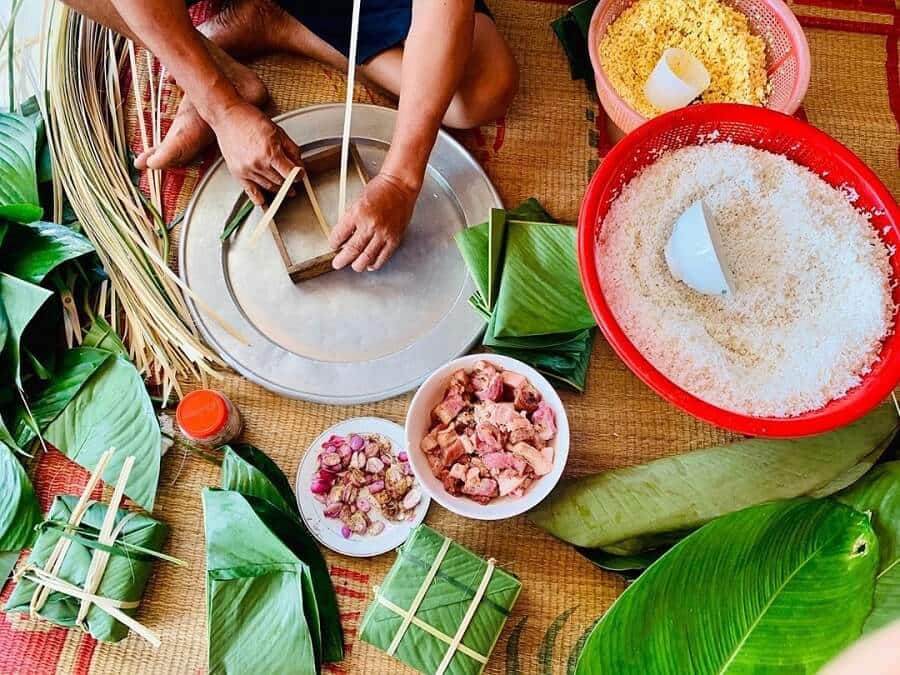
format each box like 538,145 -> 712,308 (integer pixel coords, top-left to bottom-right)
179,104 -> 500,404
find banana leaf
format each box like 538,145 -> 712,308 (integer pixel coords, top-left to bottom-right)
455,222 -> 490,308
575,547 -> 666,581
574,499 -> 878,674
529,403 -> 899,548
0,441 -> 40,551
0,112 -> 43,224
0,272 -> 53,386
12,347 -> 112,450
492,221 -> 594,338
81,316 -> 128,358
0,221 -> 94,284
360,525 -> 522,675
836,461 -> 900,633
203,489 -> 317,675
4,495 -> 168,642
220,444 -> 343,663
487,208 -> 507,310
43,355 -> 161,512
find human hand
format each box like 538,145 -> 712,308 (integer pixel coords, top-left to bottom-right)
328,172 -> 418,272
211,100 -> 303,206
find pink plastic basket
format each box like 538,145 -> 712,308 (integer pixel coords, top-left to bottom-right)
588,0 -> 812,133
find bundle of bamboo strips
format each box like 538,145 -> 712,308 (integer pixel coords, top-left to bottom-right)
42,5 -> 224,399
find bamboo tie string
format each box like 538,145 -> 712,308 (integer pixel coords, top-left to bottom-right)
337,0 -> 363,220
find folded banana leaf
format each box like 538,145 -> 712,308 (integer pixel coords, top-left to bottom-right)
203,488 -> 318,675
360,525 -> 521,675
4,495 -> 167,642
219,444 -> 343,664
454,199 -> 596,391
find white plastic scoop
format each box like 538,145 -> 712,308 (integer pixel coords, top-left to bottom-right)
644,48 -> 711,112
665,200 -> 735,296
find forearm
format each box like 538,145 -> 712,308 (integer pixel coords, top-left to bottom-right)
381,0 -> 475,192
109,0 -> 241,124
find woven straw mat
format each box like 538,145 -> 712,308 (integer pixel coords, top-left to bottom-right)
2,0 -> 899,673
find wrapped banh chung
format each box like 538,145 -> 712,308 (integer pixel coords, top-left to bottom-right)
5,495 -> 167,643
360,525 -> 522,675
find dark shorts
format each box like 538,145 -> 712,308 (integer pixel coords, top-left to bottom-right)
273,0 -> 493,64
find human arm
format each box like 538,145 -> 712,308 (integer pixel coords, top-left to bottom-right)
330,0 -> 476,271
109,0 -> 301,204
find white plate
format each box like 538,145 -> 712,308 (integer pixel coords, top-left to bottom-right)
295,417 -> 430,557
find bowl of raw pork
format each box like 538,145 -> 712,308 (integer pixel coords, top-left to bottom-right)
405,354 -> 570,520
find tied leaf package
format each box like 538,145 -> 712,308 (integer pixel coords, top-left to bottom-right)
360,525 -> 522,675
4,495 -> 168,643
455,199 -> 597,391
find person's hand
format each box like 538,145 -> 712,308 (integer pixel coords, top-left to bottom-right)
211,100 -> 303,206
329,172 -> 418,272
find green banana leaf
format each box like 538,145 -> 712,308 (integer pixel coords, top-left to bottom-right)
492,221 -> 594,338
4,495 -> 168,642
507,197 -> 554,222
220,444 -> 343,663
454,222 -> 490,306
0,221 -> 94,284
529,403 -> 899,548
81,316 -> 128,358
0,272 -> 53,386
12,347 -> 112,450
487,208 -> 507,310
220,444 -> 298,516
808,438 -> 892,498
0,550 -> 18,592
0,441 -> 40,551
203,489 -> 317,675
0,112 -> 43,224
43,355 -> 161,512
836,461 -> 900,633
575,546 -> 665,580
575,499 -> 878,674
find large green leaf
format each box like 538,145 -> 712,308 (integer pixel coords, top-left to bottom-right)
220,445 -> 344,663
529,403 -> 898,548
12,347 -> 112,450
0,112 -> 43,223
0,221 -> 94,284
220,444 -> 298,516
836,461 -> 900,633
203,489 -> 317,675
487,208 -> 507,310
493,222 -> 595,338
454,221 -> 490,306
0,272 -> 53,386
575,499 -> 878,674
43,355 -> 160,511
0,442 -> 40,551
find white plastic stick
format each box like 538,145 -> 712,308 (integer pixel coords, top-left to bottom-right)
337,0 -> 362,220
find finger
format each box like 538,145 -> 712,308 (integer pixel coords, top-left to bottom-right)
272,150 -> 297,181
241,180 -> 266,207
250,171 -> 281,194
134,147 -> 156,170
281,134 -> 303,167
352,237 -> 385,273
333,230 -> 373,270
329,211 -> 357,250
369,238 -> 399,271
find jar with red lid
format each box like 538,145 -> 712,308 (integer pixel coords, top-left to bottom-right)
176,389 -> 243,447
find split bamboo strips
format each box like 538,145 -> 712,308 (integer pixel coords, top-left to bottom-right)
43,5 -> 224,399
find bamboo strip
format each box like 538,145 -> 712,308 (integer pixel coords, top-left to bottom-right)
248,165 -> 301,245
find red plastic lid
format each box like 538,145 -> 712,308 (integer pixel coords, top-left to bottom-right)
176,389 -> 228,439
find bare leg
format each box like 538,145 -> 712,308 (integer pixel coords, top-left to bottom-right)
60,0 -> 268,168
194,1 -> 518,129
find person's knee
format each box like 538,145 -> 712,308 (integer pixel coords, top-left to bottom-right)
446,55 -> 519,129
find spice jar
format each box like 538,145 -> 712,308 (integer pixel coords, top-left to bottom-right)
176,389 -> 243,447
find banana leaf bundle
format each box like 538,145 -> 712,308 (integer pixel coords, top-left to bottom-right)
455,199 -> 596,390
4,495 -> 168,643
203,443 -> 343,674
360,525 -> 521,675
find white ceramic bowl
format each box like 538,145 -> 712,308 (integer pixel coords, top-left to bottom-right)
405,354 -> 570,521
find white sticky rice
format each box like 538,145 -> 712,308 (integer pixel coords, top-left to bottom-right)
597,142 -> 896,417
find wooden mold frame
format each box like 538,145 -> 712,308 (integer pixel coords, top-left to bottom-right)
268,143 -> 370,282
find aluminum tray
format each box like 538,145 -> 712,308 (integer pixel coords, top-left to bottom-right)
179,104 -> 500,404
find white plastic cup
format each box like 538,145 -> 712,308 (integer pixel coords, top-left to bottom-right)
644,48 -> 712,112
